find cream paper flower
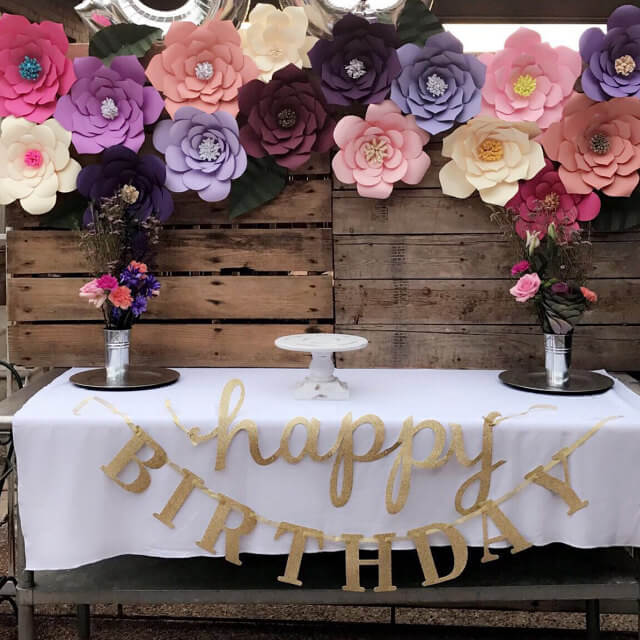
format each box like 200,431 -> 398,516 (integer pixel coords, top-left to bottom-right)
439,116 -> 545,205
240,4 -> 317,82
0,116 -> 80,214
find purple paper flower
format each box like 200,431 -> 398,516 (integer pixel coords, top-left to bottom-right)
308,14 -> 401,106
580,5 -> 640,101
131,295 -> 148,317
55,56 -> 164,154
390,32 -> 486,135
77,145 -> 173,223
152,106 -> 247,202
551,282 -> 570,295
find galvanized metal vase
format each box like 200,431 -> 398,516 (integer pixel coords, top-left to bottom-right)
544,332 -> 572,388
104,329 -> 130,385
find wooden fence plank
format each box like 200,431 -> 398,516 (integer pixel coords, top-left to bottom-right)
334,234 -> 640,280
8,323 -> 330,368
7,228 -> 333,274
335,325 -> 640,370
336,279 -> 640,325
9,276 -> 333,321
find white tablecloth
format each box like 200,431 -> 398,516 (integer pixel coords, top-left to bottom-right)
13,368 -> 640,570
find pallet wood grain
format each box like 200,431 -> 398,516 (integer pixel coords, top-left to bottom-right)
9,323 -> 329,368
9,276 -> 333,321
335,325 -> 640,371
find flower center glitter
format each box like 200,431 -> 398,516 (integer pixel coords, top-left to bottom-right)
362,136 -> 391,166
195,61 -> 213,81
476,138 -> 504,162
539,192 -> 560,214
19,56 -> 42,81
614,54 -> 636,77
513,74 -> 537,97
120,185 -> 139,204
345,58 -> 367,80
23,149 -> 43,168
269,47 -> 283,57
100,97 -> 119,120
277,108 -> 297,129
589,132 -> 610,155
198,137 -> 222,161
425,73 -> 448,97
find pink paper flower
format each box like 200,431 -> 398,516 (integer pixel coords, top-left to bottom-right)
79,279 -> 106,308
479,28 -> 581,130
0,14 -> 75,123
511,260 -> 530,276
145,20 -> 259,118
109,285 -> 132,309
96,274 -> 118,291
510,273 -> 541,302
506,159 -> 601,243
539,94 -> 640,197
332,100 -> 430,199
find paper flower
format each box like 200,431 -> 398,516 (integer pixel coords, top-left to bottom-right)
240,4 -> 317,82
479,28 -> 582,130
539,94 -> 640,197
581,286 -> 598,303
0,14 -> 75,123
77,145 -> 173,222
54,56 -> 164,154
0,116 -> 80,214
153,106 -> 247,202
390,32 -> 486,135
439,117 -> 545,205
145,20 -> 259,118
507,159 -> 601,243
511,260 -> 530,276
308,14 -> 401,106
238,64 -> 335,170
580,5 -> 640,101
79,279 -> 106,307
510,273 -> 541,302
332,100 -> 430,199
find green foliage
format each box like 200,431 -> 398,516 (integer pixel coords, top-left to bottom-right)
38,192 -> 87,230
89,24 -> 162,65
229,157 -> 288,220
396,0 -> 444,46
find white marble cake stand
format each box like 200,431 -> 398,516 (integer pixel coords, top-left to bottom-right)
275,334 -> 368,400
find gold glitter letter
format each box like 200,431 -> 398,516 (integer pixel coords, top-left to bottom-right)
342,533 -> 397,593
275,522 -> 324,586
480,500 -> 532,563
153,467 -> 204,529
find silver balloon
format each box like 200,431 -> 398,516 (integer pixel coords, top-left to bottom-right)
278,0 -> 409,38
75,0 -> 250,36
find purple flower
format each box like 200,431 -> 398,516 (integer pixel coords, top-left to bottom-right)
77,145 -> 173,223
131,295 -> 148,317
55,56 -> 164,154
153,107 -> 247,202
390,32 -> 485,135
308,14 -> 401,106
551,282 -> 570,295
580,5 -> 640,101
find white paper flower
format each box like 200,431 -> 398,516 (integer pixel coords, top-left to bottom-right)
0,116 -> 80,214
240,4 -> 317,82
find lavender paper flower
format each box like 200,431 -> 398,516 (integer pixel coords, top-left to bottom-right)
153,107 -> 247,202
77,145 -> 173,223
579,5 -> 640,101
390,32 -> 486,135
308,14 -> 401,106
54,56 -> 164,154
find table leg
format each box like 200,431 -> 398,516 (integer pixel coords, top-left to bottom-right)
17,604 -> 34,640
586,599 -> 600,640
77,604 -> 90,640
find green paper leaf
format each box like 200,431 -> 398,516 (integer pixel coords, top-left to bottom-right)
591,185 -> 640,232
37,191 -> 88,230
396,0 -> 444,46
89,24 -> 162,65
229,157 -> 288,220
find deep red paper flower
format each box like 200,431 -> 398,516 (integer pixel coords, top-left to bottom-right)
238,64 -> 335,170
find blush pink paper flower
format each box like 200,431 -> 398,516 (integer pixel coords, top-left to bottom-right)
479,28 -> 581,130
539,94 -> 640,197
79,279 -> 106,308
510,273 -> 541,302
332,100 -> 430,199
0,14 -> 75,123
145,20 -> 259,118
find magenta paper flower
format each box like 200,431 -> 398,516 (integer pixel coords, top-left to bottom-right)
507,159 -> 601,243
479,28 -> 582,130
238,64 -> 335,170
54,56 -> 164,154
153,106 -> 247,202
332,100 -> 430,199
0,13 -> 75,123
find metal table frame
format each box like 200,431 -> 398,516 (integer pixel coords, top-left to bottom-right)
2,369 -> 639,640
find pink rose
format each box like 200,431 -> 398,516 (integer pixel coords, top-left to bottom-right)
509,273 -> 541,302
96,274 -> 118,290
511,260 -> 530,276
79,279 -> 106,308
